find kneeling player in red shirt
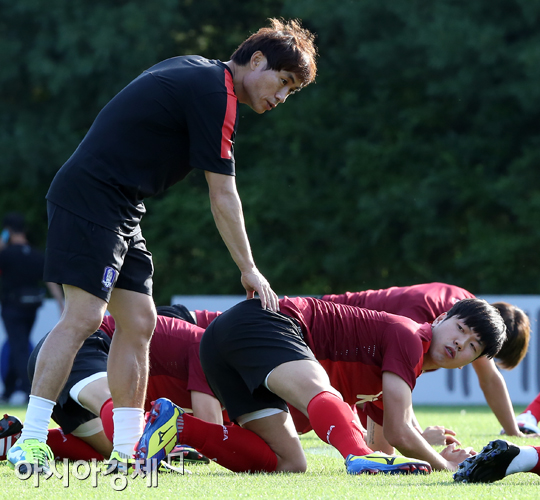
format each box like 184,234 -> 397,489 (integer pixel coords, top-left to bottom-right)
136,296 -> 506,475
10,305 -> 222,464
186,282 -> 530,438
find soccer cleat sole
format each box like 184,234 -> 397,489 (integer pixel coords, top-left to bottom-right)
0,415 -> 23,439
453,439 -> 520,483
351,463 -> 431,475
170,445 -> 210,465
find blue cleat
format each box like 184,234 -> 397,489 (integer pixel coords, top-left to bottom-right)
135,398 -> 184,470
346,452 -> 432,475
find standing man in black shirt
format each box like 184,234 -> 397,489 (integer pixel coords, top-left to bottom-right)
8,19 -> 318,473
0,213 -> 63,405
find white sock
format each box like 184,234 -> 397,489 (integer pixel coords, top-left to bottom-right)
506,446 -> 539,475
20,395 -> 55,443
112,407 -> 144,457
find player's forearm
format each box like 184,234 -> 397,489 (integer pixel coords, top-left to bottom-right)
384,424 -> 449,470
209,189 -> 256,274
479,374 -> 519,435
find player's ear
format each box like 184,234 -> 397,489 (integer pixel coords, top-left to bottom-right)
250,51 -> 266,70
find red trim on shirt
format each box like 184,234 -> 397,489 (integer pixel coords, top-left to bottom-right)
221,70 -> 236,159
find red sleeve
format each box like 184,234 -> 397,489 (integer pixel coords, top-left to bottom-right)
186,341 -> 215,397
380,319 -> 429,391
220,70 -> 236,160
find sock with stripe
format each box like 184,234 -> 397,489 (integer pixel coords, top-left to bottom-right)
307,391 -> 372,458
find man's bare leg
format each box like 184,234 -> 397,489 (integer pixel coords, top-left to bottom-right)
21,285 -> 107,442
106,288 -> 156,457
7,285 -> 107,472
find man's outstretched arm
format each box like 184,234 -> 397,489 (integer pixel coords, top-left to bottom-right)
472,356 -> 521,436
205,171 -> 278,311
382,372 -> 473,471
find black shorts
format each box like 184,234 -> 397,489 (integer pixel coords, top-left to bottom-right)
44,202 -> 153,302
28,330 -> 111,434
200,299 -> 317,422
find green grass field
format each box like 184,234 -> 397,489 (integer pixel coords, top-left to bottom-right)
2,405 -> 539,499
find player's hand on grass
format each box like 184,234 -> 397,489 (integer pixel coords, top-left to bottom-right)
422,426 -> 461,446
241,268 -> 279,312
440,443 -> 477,471
517,431 -> 540,438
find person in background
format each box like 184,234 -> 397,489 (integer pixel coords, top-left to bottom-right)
0,212 -> 63,405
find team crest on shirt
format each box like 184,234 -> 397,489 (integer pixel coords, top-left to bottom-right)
101,266 -> 118,292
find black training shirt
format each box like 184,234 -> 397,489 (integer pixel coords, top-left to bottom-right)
47,56 -> 238,236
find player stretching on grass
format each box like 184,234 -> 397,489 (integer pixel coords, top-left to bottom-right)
7,18 -> 318,475
169,282 -> 530,443
320,283 -> 530,438
135,296 -> 506,475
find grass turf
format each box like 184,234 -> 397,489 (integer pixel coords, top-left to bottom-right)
2,405 -> 539,499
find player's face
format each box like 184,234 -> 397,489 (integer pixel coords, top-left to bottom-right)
242,55 -> 301,114
429,314 -> 483,370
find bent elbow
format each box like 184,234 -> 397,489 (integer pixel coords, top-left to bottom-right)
384,430 -> 409,450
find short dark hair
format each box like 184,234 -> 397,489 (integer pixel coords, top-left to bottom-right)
231,18 -> 318,86
156,304 -> 196,325
490,302 -> 530,369
2,212 -> 26,233
446,298 -> 506,359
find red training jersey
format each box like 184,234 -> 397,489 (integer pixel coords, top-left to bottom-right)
321,282 -> 474,323
279,296 -> 432,426
194,309 -> 222,329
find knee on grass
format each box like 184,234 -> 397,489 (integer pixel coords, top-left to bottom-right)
276,455 -> 307,473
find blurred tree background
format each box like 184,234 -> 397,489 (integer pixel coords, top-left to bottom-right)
2,0 -> 540,304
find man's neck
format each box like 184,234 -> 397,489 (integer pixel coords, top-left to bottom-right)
421,353 -> 437,372
224,60 -> 248,104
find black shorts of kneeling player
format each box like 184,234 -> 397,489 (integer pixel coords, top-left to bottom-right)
200,298 -> 317,422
